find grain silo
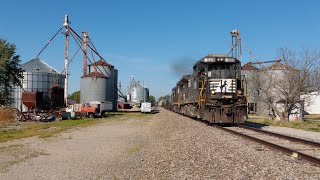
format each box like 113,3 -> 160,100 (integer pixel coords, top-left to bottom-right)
241,63 -> 260,114
129,78 -> 149,104
80,72 -> 108,103
12,58 -> 65,111
87,60 -> 118,111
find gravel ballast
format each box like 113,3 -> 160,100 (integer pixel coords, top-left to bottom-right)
0,109 -> 319,179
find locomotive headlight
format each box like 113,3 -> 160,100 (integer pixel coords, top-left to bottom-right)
237,90 -> 242,95
211,90 -> 216,95
217,58 -> 224,62
225,58 -> 235,62
204,57 -> 216,62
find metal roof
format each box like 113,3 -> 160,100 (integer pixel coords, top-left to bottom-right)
81,71 -> 109,79
22,58 -> 61,74
131,80 -> 148,89
241,63 -> 260,70
193,54 -> 240,69
89,59 -> 114,67
264,62 -> 297,71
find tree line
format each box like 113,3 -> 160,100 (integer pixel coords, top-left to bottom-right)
0,39 -> 23,105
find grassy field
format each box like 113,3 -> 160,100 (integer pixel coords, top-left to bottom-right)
0,112 -> 151,143
304,114 -> 320,119
248,118 -> 320,132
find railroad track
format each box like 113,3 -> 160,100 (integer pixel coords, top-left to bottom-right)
212,124 -> 320,167
169,109 -> 320,166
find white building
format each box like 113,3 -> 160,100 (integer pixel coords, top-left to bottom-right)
301,91 -> 320,114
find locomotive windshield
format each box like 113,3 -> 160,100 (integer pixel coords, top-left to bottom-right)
207,63 -> 241,79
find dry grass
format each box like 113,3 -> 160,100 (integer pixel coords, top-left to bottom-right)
0,144 -> 49,172
0,107 -> 17,124
0,112 -> 151,143
248,118 -> 320,132
304,114 -> 320,120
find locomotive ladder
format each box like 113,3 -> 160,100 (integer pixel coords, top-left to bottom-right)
198,79 -> 206,108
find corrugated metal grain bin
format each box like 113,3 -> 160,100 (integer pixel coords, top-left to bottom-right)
89,60 -> 113,78
88,60 -> 118,111
130,80 -> 149,103
80,72 -> 108,103
109,68 -> 118,111
11,58 -> 65,111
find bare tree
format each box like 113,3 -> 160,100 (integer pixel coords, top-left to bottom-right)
251,48 -> 320,122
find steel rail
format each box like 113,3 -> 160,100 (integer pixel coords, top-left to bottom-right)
168,110 -> 320,166
211,124 -> 320,167
236,124 -> 320,148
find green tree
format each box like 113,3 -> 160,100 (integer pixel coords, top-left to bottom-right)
70,91 -> 80,103
0,39 -> 23,105
149,95 -> 156,106
158,95 -> 169,102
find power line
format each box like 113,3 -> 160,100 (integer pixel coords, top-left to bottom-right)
35,26 -> 64,58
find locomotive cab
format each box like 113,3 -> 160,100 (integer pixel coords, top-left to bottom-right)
205,57 -> 243,100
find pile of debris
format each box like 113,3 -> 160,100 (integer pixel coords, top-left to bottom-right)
0,106 -> 20,124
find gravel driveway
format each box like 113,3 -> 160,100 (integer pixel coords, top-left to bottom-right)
0,109 -> 319,179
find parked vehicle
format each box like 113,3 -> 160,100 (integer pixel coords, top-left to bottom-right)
89,101 -> 113,117
66,101 -> 113,118
141,102 -> 152,113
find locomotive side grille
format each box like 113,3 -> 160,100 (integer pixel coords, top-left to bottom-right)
209,79 -> 236,93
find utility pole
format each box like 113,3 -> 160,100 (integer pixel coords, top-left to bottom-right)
83,32 -> 88,76
63,15 -> 70,107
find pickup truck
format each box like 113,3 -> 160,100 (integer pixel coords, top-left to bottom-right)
66,101 -> 113,118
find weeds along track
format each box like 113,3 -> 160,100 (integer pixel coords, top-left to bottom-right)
171,110 -> 320,166
215,124 -> 320,167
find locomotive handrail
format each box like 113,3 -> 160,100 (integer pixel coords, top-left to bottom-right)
198,78 -> 207,108
178,92 -> 183,108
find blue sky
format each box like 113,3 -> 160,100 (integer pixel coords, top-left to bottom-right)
1,0 -> 320,99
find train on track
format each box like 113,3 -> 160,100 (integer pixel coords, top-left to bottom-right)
163,54 -> 247,123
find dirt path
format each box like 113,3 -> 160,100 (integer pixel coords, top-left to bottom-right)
0,109 -> 320,179
0,115 -> 152,179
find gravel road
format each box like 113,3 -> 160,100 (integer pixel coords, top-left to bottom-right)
0,109 -> 319,179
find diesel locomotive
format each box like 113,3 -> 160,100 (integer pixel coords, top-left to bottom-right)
170,54 -> 247,123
